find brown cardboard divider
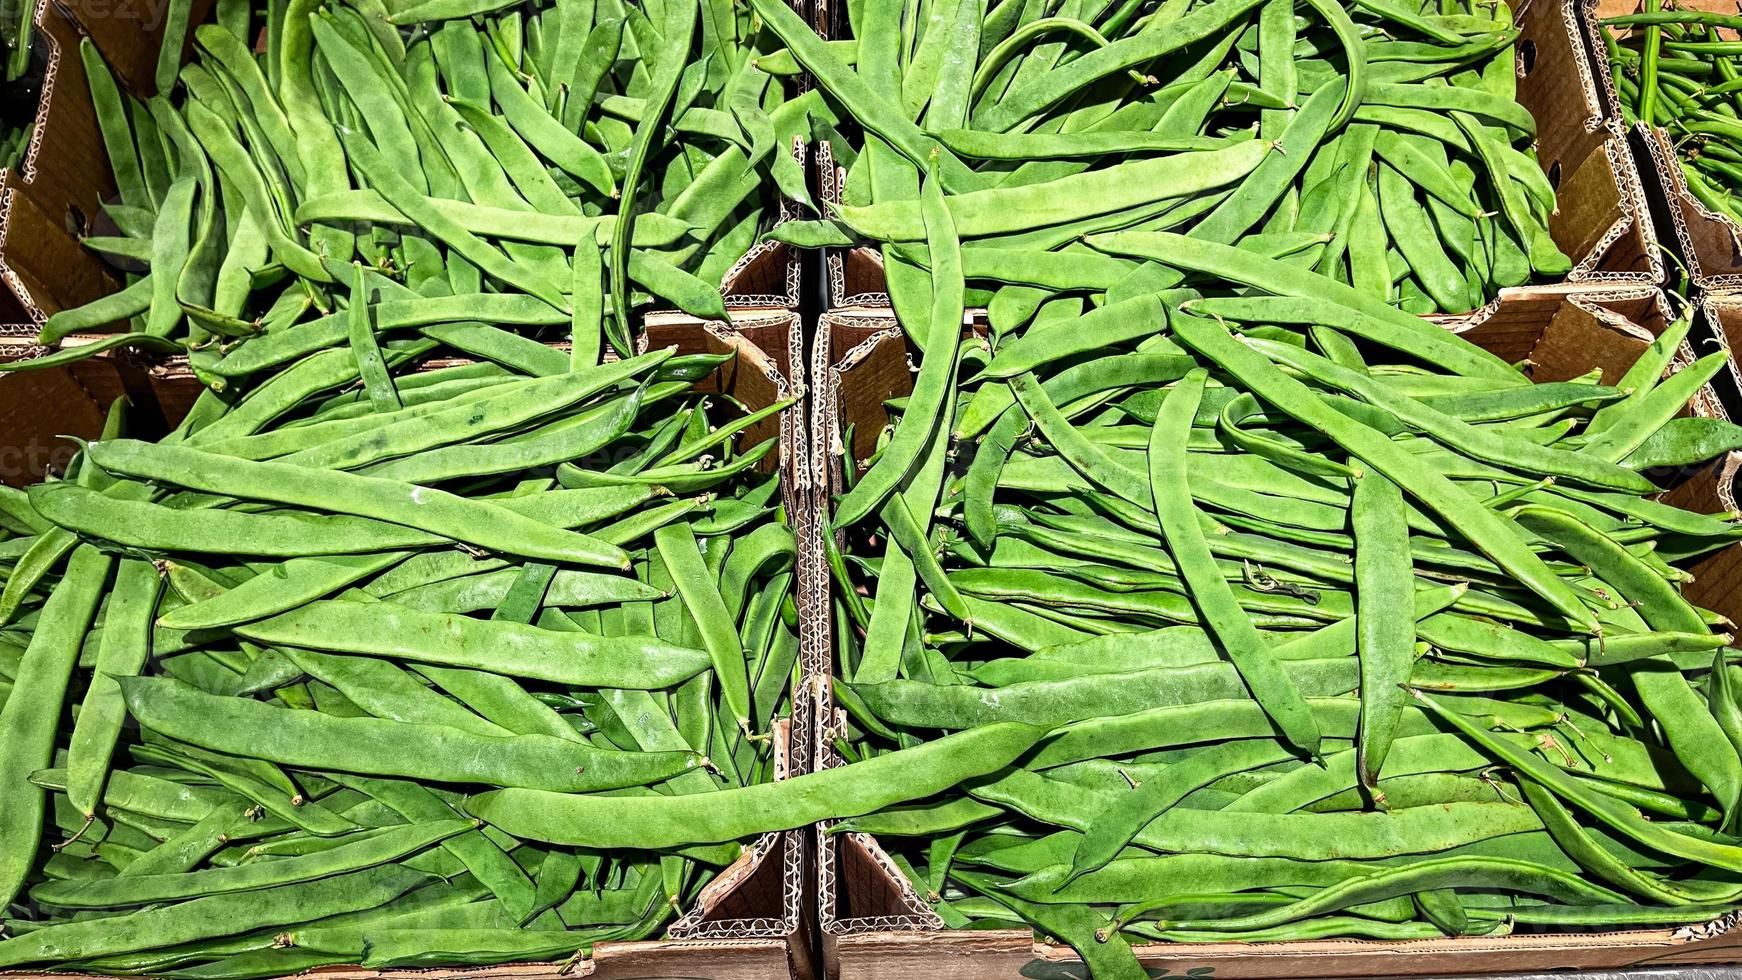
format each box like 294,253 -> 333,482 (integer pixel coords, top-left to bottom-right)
0,0 -> 217,319
1582,0 -> 1742,291
0,0 -> 803,327
816,0 -> 1662,311
0,311 -> 817,979
0,322 -> 169,487
0,327 -> 117,488
809,288 -> 1742,979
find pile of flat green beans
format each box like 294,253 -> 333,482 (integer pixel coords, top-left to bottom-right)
814,142 -> 1742,975
12,0 -> 826,375
755,0 -> 1570,321
0,345 -> 819,973
1601,8 -> 1742,228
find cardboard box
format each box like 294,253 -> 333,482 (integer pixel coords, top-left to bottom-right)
812,0 -> 1663,312
1582,0 -> 1742,291
809,287 -> 1742,979
0,0 -> 804,327
0,310 -> 818,979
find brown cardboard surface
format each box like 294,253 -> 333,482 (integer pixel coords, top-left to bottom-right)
0,0 -> 215,322
821,921 -> 1742,980
1581,0 -> 1742,289
0,323 -> 169,486
0,312 -> 814,978
1705,292 -> 1742,401
810,288 -> 1742,979
0,327 -> 111,487
816,0 -> 1662,311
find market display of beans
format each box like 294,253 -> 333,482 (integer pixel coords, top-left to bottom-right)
5,0 -> 1742,976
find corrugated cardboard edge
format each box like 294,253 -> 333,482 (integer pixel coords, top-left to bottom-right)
809,289 -> 1742,978
1579,0 -> 1742,291
815,0 -> 1663,311
0,312 -> 814,979
0,320 -> 170,486
817,141 -> 890,313
805,308 -> 949,948
715,137 -> 808,313
1635,121 -> 1742,291
0,0 -> 805,326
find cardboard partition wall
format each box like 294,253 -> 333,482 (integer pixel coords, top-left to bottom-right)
813,0 -> 1663,312
809,287 -> 1742,980
1582,0 -> 1742,291
0,0 -> 804,326
0,311 -> 817,979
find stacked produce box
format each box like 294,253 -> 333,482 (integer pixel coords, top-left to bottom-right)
783,0 -> 1742,976
810,291 -> 1742,977
1585,0 -> 1742,291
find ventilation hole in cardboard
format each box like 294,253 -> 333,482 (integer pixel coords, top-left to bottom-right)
64,205 -> 89,238
1547,160 -> 1563,190
1519,39 -> 1537,75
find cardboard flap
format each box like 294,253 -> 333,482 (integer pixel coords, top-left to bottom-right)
1532,292 -> 1658,382
826,313 -> 906,476
0,333 -> 108,487
1645,123 -> 1742,283
723,238 -> 801,311
1700,294 -> 1742,433
820,142 -> 893,310
643,311 -> 801,487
